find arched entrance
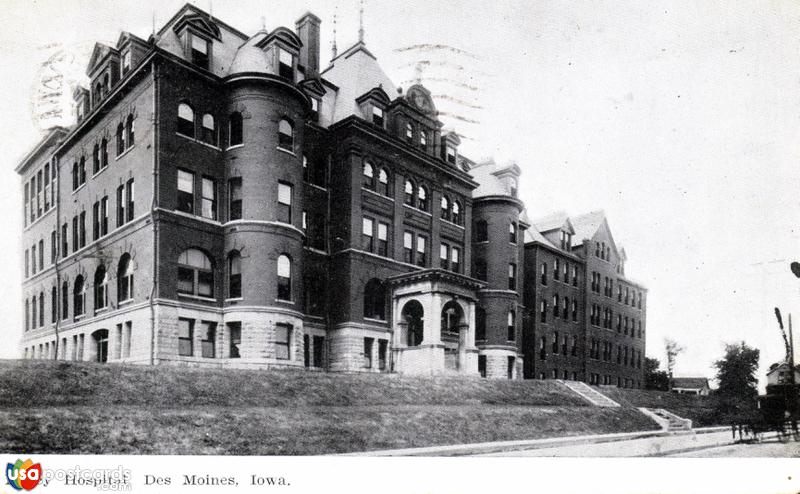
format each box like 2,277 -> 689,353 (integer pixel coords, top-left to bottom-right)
92,329 -> 109,363
441,300 -> 467,371
402,300 -> 424,346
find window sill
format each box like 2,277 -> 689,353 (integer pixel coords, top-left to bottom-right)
361,187 -> 394,201
364,317 -> 388,324
305,182 -> 328,192
276,147 -> 296,157
178,294 -> 217,302
118,298 -> 134,306
115,145 -> 135,161
403,203 -> 432,216
225,297 -> 243,302
94,307 -> 108,315
170,209 -> 223,226
441,219 -> 465,229
91,165 -> 109,180
175,132 -> 222,151
226,143 -> 244,151
275,299 -> 295,305
74,315 -> 86,322
71,183 -> 87,195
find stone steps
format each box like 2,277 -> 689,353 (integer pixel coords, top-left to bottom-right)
557,380 -> 621,407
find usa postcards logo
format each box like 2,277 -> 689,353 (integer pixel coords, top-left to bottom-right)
5,459 -> 42,491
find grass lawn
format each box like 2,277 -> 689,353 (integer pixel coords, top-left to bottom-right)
599,387 -> 721,426
0,360 -> 662,454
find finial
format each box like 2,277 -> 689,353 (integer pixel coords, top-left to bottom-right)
331,6 -> 338,58
358,0 -> 365,43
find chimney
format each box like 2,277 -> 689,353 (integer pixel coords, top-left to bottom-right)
296,12 -> 321,77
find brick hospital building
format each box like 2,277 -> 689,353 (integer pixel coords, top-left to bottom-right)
18,3 -> 646,385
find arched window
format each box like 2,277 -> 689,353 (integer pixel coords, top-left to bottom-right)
31,295 -> 37,329
177,248 -> 214,297
378,168 -> 390,196
51,286 -> 57,323
441,196 -> 450,221
177,103 -> 195,137
116,122 -> 125,156
73,275 -> 85,317
404,179 -> 415,205
118,254 -> 134,302
402,300 -> 424,346
228,251 -> 242,299
362,161 -> 375,189
38,292 -> 44,327
94,83 -> 103,103
229,112 -> 243,146
420,130 -> 427,148
24,299 -> 29,331
452,200 -> 462,225
507,310 -> 516,341
94,265 -> 108,311
92,143 -> 100,174
201,113 -> 216,145
93,329 -> 109,363
509,221 -> 517,243
100,138 -> 108,169
363,279 -> 386,320
277,254 -> 291,301
79,156 -> 86,184
278,118 -> 294,151
126,114 -> 135,147
417,185 -> 428,211
405,122 -> 414,142
72,162 -> 78,190
61,280 -> 69,320
441,300 -> 464,335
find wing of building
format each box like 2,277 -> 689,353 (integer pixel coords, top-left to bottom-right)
17,2 -> 645,386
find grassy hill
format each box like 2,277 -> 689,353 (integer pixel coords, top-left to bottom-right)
598,387 -> 720,426
0,360 -> 667,455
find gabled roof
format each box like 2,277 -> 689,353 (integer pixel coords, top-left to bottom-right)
87,42 -> 116,74
116,31 -> 148,49
14,127 -> 69,174
671,377 -> 710,389
172,12 -> 222,41
320,41 -> 397,125
255,27 -> 302,51
532,211 -> 574,234
570,210 -> 606,247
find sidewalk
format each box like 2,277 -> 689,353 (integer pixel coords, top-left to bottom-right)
338,426 -> 734,457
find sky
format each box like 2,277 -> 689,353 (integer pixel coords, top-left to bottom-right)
1,0 -> 799,388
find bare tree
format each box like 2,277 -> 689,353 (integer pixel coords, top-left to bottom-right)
664,338 -> 685,390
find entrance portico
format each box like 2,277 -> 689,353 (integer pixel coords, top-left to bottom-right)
388,269 -> 483,376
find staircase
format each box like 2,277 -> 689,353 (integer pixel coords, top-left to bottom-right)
558,380 -> 620,407
641,408 -> 693,431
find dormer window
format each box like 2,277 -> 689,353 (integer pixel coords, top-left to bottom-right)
560,230 -> 572,250
121,50 -> 131,76
446,146 -> 456,165
190,35 -> 210,70
405,123 -> 414,143
279,48 -> 294,80
372,106 -> 384,128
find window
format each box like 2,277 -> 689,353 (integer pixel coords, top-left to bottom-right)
121,50 -> 131,75
201,177 -> 217,220
452,201 -> 462,225
177,103 -> 194,137
563,296 -> 569,319
191,35 -> 210,69
364,279 -> 386,320
73,275 -> 85,317
92,144 -> 100,175
441,196 -> 450,221
540,300 -> 547,323
201,114 -> 216,146
363,338 -> 374,368
94,265 -> 108,311
278,48 -> 294,80
377,168 -> 389,196
362,217 -> 374,251
61,281 -> 69,320
31,295 -> 37,329
24,249 -> 29,278
377,222 -> 389,257
50,231 -> 56,264
403,231 -> 413,263
31,245 -> 36,275
416,235 -> 427,267
177,248 -> 214,298
560,230 -> 572,250
228,322 -> 241,358
554,259 -> 560,281
100,196 -> 108,236
509,222 -> 517,243
51,287 -> 57,324
116,184 -> 125,227
60,224 -> 67,258
474,259 -> 487,281
79,157 -> 86,185
277,182 -> 292,224
446,146 -> 456,164
451,247 -> 461,273
314,335 -> 325,367
417,185 -> 428,211
572,300 -> 578,322
228,251 -> 241,299
378,339 -> 387,370
372,106 -> 384,127
177,170 -> 194,214
507,310 -> 515,341
92,201 -> 100,240
116,122 -> 125,156
419,131 -> 427,148
553,294 -> 559,317
440,243 -> 449,269
126,114 -> 135,147
404,179 -> 414,206
508,357 -> 515,379
229,112 -> 243,146
100,138 -> 108,170
309,98 -> 319,122
478,355 -> 487,377
278,119 -> 294,151
43,165 -> 50,211
201,322 -> 216,358
38,292 -> 44,327
277,254 -> 291,301
474,220 -> 488,242
275,323 -> 293,360
476,307 -> 486,341
178,318 -> 194,356
362,161 -> 375,189
405,122 -> 414,142
508,263 -> 517,290
572,266 -> 578,286
38,239 -> 44,271
118,254 -> 134,302
228,178 -> 242,220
